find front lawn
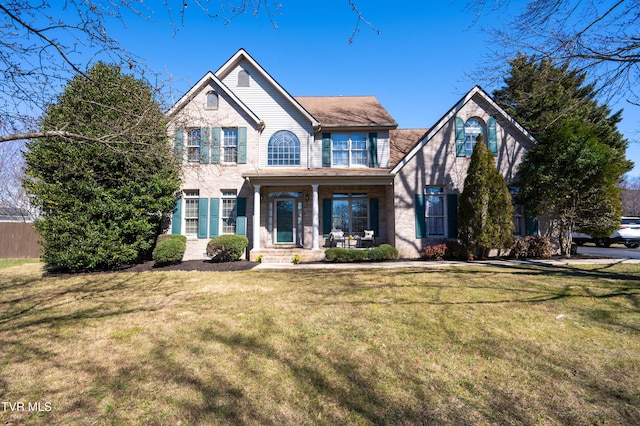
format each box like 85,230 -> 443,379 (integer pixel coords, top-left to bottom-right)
1,262 -> 639,424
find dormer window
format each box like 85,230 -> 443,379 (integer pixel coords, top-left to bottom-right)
238,70 -> 250,87
205,91 -> 218,109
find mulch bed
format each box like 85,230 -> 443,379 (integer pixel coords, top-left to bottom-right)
123,259 -> 260,273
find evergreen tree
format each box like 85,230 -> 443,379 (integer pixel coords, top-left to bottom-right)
458,135 -> 514,258
24,63 -> 181,271
493,55 -> 632,255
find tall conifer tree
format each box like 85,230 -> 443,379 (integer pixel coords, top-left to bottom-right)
458,135 -> 514,258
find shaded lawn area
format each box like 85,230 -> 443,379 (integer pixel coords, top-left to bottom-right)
0,261 -> 639,425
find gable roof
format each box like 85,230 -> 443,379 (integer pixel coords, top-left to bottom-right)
295,96 -> 398,129
165,71 -> 263,127
390,85 -> 537,174
390,128 -> 429,167
215,49 -> 320,127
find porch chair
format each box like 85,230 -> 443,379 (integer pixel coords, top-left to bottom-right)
359,229 -> 375,248
330,229 -> 346,248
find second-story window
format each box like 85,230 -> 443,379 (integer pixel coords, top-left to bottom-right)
187,128 -> 201,163
268,130 -> 300,166
223,128 -> 238,163
332,133 -> 367,167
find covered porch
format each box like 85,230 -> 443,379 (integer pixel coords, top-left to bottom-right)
243,169 -> 395,261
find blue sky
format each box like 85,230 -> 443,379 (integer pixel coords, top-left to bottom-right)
107,0 -> 639,177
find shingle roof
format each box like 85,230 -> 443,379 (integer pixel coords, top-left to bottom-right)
295,96 -> 398,128
389,128 -> 428,168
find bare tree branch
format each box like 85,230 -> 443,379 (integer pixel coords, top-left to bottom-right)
470,0 -> 640,104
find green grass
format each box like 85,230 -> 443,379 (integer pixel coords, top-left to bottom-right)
1,262 -> 639,425
0,258 -> 40,269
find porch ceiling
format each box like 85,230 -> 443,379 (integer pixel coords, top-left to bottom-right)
243,168 -> 394,186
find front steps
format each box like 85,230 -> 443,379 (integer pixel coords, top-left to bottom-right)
182,239 -> 327,263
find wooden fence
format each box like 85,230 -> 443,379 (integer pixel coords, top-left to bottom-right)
0,222 -> 41,258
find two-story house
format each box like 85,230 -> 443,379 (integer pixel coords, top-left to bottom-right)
167,49 -> 536,260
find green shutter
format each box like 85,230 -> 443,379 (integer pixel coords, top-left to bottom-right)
174,128 -> 184,163
322,198 -> 332,235
455,117 -> 466,157
198,198 -> 209,239
171,197 -> 182,235
200,127 -> 210,164
447,194 -> 458,239
322,133 -> 331,167
368,132 -> 378,167
209,198 -> 220,237
236,197 -> 247,216
369,198 -> 379,236
236,216 -> 247,236
237,127 -> 247,164
211,127 -> 221,164
415,194 -> 426,239
487,117 -> 498,156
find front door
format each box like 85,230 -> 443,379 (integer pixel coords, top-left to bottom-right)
275,199 -> 294,243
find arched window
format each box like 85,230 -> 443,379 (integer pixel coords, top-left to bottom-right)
268,130 -> 300,166
464,118 -> 485,156
238,70 -> 250,87
205,91 -> 218,109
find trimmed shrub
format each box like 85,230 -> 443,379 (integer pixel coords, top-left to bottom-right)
152,235 -> 186,266
324,244 -> 399,263
206,235 -> 248,262
348,249 -> 369,262
508,236 -> 553,259
444,241 -> 474,261
509,238 -> 529,259
367,244 -> 399,262
422,243 -> 447,261
526,236 -> 553,259
325,248 -> 350,262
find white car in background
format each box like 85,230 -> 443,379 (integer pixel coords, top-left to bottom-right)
573,217 -> 640,248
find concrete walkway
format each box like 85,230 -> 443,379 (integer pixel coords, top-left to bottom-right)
253,257 -> 640,270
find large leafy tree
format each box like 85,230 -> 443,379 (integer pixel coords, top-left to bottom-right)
24,62 -> 181,271
494,55 -> 631,255
458,135 -> 514,258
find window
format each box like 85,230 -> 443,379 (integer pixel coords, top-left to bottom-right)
425,187 -> 445,236
332,133 -> 367,167
184,190 -> 200,236
465,118 -> 485,157
331,193 -> 369,235
268,130 -> 300,166
205,91 -> 218,109
223,128 -> 238,163
238,70 -> 249,87
187,129 -> 201,163
221,190 -> 237,234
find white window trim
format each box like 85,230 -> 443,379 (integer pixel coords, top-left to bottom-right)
221,190 -> 237,234
222,128 -> 238,164
331,133 -> 368,168
186,128 -> 201,163
425,186 -> 447,237
183,190 -> 200,237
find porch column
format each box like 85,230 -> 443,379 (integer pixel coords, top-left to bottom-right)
312,184 -> 319,250
253,184 -> 261,251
